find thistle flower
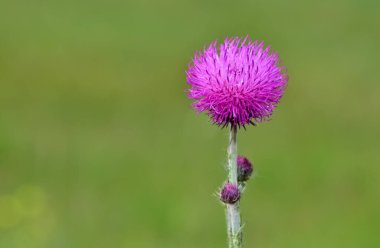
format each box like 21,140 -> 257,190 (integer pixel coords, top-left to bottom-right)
237,155 -> 253,182
186,37 -> 288,248
220,183 -> 240,204
186,37 -> 288,128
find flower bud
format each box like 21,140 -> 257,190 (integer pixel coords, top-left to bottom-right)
220,183 -> 240,204
237,156 -> 253,182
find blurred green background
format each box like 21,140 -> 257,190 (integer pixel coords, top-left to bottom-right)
1,0 -> 380,247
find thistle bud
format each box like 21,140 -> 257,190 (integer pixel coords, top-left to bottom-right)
220,183 -> 240,204
237,156 -> 253,182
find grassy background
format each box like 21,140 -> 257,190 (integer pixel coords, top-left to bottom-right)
1,0 -> 380,247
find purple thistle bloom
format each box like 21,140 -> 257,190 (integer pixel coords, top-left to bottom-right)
186,36 -> 288,127
220,183 -> 240,204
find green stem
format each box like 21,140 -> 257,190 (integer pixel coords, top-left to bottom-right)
226,125 -> 242,248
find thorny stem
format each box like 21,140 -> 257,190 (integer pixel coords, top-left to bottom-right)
226,125 -> 242,248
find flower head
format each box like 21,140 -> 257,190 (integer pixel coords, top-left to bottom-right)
186,36 -> 288,127
237,155 -> 254,182
220,183 -> 240,204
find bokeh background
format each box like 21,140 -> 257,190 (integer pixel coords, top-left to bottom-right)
1,0 -> 380,247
